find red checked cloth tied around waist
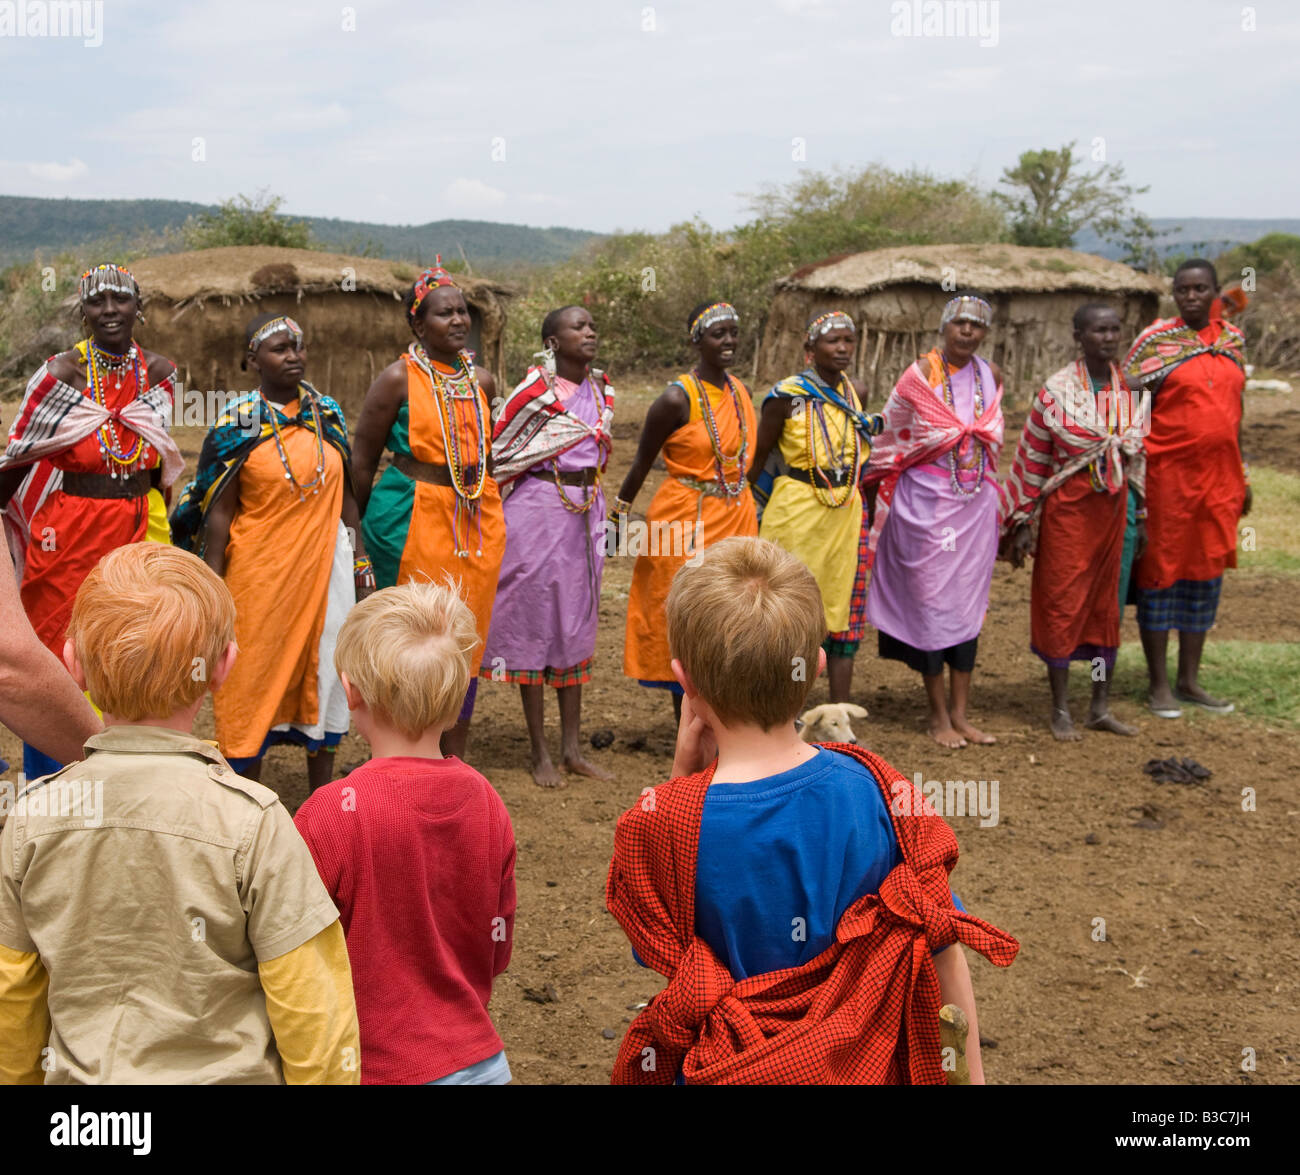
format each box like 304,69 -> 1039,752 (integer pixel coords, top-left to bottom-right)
605,743 -> 1019,1085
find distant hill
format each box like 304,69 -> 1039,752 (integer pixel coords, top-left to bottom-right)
6,194 -> 1297,272
1076,217 -> 1300,262
0,195 -> 601,268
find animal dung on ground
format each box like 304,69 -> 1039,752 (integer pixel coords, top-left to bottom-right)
590,729 -> 615,749
1143,757 -> 1212,785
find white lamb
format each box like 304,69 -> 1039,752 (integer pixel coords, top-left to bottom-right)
796,702 -> 869,745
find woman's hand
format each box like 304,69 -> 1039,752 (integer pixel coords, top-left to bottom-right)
1007,523 -> 1032,569
1135,519 -> 1149,561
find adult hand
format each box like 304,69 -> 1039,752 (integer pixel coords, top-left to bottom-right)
1242,485 -> 1253,517
1135,519 -> 1149,561
1009,523 -> 1032,569
671,692 -> 717,779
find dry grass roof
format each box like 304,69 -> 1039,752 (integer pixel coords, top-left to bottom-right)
76,245 -> 514,310
778,243 -> 1165,296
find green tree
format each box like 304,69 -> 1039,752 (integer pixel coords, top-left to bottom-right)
180,191 -> 315,250
995,143 -> 1155,265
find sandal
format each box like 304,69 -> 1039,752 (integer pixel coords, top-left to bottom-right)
1173,691 -> 1234,714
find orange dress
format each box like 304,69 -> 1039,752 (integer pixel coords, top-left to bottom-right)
623,375 -> 758,685
396,355 -> 505,677
214,402 -> 350,761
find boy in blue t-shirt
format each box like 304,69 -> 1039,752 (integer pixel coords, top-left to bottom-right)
609,536 -> 1008,1084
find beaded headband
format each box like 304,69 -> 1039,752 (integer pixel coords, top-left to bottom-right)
247,316 -> 304,354
79,264 -> 140,304
409,254 -> 459,319
804,311 -> 856,346
940,295 -> 993,329
690,302 -> 738,342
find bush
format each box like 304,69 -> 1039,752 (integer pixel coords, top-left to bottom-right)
178,191 -> 315,251
1215,233 -> 1300,286
1233,262 -> 1300,375
503,164 -> 1009,384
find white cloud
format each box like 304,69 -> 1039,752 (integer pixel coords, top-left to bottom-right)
442,178 -> 508,211
26,158 -> 88,182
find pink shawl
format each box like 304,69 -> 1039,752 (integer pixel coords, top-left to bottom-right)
862,350 -> 1004,563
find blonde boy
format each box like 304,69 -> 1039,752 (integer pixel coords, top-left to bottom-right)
294,581 -> 516,1086
605,537 -> 1018,1084
0,543 -> 359,1084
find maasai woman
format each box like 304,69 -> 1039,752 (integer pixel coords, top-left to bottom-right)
749,311 -> 883,702
0,264 -> 181,779
352,258 -> 504,759
171,314 -> 365,789
484,306 -> 615,788
618,302 -> 757,718
863,294 -> 1004,748
1002,304 -> 1148,740
1123,259 -> 1249,717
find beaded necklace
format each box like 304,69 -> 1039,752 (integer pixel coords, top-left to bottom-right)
688,368 -> 748,500
804,372 -> 860,510
1080,359 -> 1125,492
411,342 -> 488,557
550,371 -> 602,516
261,387 -> 326,500
938,353 -> 987,498
86,340 -> 147,478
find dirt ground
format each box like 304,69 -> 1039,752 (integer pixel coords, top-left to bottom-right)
3,377 -> 1297,1086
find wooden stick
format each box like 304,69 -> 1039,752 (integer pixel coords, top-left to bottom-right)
939,1003 -> 970,1086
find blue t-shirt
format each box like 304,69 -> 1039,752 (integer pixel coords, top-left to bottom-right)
693,747 -> 961,979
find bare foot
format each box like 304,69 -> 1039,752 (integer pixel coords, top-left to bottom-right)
951,718 -> 996,745
562,754 -> 614,782
532,758 -> 567,789
1050,708 -> 1083,742
1085,711 -> 1138,736
929,722 -> 967,749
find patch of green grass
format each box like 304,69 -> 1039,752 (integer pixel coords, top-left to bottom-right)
1237,466 -> 1300,575
1113,640 -> 1300,726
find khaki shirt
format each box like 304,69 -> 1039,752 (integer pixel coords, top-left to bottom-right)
0,725 -> 340,1084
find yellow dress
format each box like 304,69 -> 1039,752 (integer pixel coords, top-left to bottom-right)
758,383 -> 863,632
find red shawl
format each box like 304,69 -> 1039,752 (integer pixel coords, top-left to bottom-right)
605,743 -> 1019,1085
490,365 -> 613,488
861,351 -> 1004,567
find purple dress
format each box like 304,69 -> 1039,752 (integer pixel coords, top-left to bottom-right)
866,356 -> 999,655
481,375 -> 605,679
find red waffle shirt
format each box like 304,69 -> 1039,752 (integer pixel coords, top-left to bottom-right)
294,756 -> 516,1084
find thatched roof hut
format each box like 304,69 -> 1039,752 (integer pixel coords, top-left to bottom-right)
80,246 -> 513,417
757,244 -> 1164,403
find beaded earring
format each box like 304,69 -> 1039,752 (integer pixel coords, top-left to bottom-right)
536,345 -> 557,378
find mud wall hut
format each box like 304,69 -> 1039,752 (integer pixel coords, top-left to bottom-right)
757,244 -> 1164,405
91,246 -> 513,418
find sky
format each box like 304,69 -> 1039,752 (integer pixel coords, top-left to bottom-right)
0,0 -> 1295,234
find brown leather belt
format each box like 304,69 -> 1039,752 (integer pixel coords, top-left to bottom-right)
61,470 -> 151,500
526,466 -> 600,487
783,465 -> 855,489
392,452 -> 483,487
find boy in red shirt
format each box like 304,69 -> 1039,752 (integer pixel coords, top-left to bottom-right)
295,582 -> 516,1085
